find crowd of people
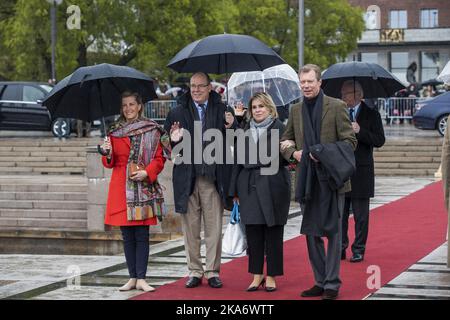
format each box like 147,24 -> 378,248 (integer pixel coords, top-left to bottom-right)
98,64 -> 386,300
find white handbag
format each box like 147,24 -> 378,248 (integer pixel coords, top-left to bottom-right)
222,201 -> 247,256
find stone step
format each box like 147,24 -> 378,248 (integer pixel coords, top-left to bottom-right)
0,139 -> 93,147
10,162 -> 86,168
375,163 -> 441,169
0,184 -> 86,192
0,199 -> 87,210
374,157 -> 441,163
375,168 -> 433,176
0,208 -> 87,219
373,151 -> 442,157
0,191 -> 87,201
381,139 -> 443,146
0,152 -> 84,158
0,157 -> 86,162
0,146 -> 87,152
0,217 -> 87,229
0,167 -> 85,175
376,145 -> 441,152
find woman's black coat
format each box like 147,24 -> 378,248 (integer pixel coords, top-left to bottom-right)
229,119 -> 290,226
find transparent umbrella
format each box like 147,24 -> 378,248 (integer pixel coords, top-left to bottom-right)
438,60 -> 450,84
227,64 -> 301,107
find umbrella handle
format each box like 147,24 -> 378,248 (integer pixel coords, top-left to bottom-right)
97,145 -> 110,156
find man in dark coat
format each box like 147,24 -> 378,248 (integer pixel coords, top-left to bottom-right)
280,64 -> 357,300
164,72 -> 235,289
340,80 -> 385,263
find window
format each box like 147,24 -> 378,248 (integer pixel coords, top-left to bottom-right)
390,10 -> 407,28
390,52 -> 409,84
23,86 -> 45,102
360,52 -> 378,64
0,85 -> 20,101
364,5 -> 381,30
421,9 -> 438,28
421,52 -> 440,81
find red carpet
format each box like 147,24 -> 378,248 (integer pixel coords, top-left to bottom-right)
132,181 -> 448,300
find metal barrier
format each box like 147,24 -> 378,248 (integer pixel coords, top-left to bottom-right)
377,98 -> 387,120
384,97 -> 420,124
144,100 -> 177,123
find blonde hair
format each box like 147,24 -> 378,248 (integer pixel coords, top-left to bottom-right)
248,92 -> 278,120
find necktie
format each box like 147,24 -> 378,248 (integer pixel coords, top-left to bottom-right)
199,104 -> 206,132
349,108 -> 355,122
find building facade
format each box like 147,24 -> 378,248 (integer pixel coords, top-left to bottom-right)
347,0 -> 450,84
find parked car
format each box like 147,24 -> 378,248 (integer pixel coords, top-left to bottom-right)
412,91 -> 450,136
0,81 -> 77,137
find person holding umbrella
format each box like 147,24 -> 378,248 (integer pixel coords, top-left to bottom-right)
280,64 -> 357,300
229,92 -> 290,292
164,72 -> 235,289
99,91 -> 169,293
340,80 -> 385,263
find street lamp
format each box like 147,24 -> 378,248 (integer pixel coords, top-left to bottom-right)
47,0 -> 63,83
298,0 -> 304,69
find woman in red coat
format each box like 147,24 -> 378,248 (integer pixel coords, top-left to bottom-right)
99,91 -> 168,293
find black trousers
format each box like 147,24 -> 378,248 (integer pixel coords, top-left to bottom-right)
245,224 -> 284,277
120,226 -> 150,279
342,197 -> 370,255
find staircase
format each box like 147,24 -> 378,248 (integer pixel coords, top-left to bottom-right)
0,138 -> 91,175
0,176 -> 88,231
374,138 -> 443,176
0,137 -> 93,231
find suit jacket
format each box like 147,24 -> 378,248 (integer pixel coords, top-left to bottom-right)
281,94 -> 357,194
349,101 -> 385,198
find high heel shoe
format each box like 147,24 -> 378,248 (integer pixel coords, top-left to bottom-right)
136,279 -> 156,292
265,285 -> 277,292
246,278 -> 265,292
119,278 -> 137,291
265,277 -> 277,292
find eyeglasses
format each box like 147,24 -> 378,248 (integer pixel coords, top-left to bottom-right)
190,84 -> 209,90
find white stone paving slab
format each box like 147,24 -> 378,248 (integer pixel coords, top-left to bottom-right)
108,263 -> 189,278
0,254 -> 124,299
31,285 -> 142,300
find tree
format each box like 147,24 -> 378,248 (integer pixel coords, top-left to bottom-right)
2,0 -> 136,81
232,0 -> 364,70
301,0 -> 364,69
0,0 -> 18,80
0,0 -> 364,82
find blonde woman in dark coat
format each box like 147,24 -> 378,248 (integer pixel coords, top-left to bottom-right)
229,92 -> 290,292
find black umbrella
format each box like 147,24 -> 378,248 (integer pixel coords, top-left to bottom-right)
167,33 -> 286,74
321,61 -> 406,98
168,34 -> 286,104
419,78 -> 444,88
42,63 -> 157,134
